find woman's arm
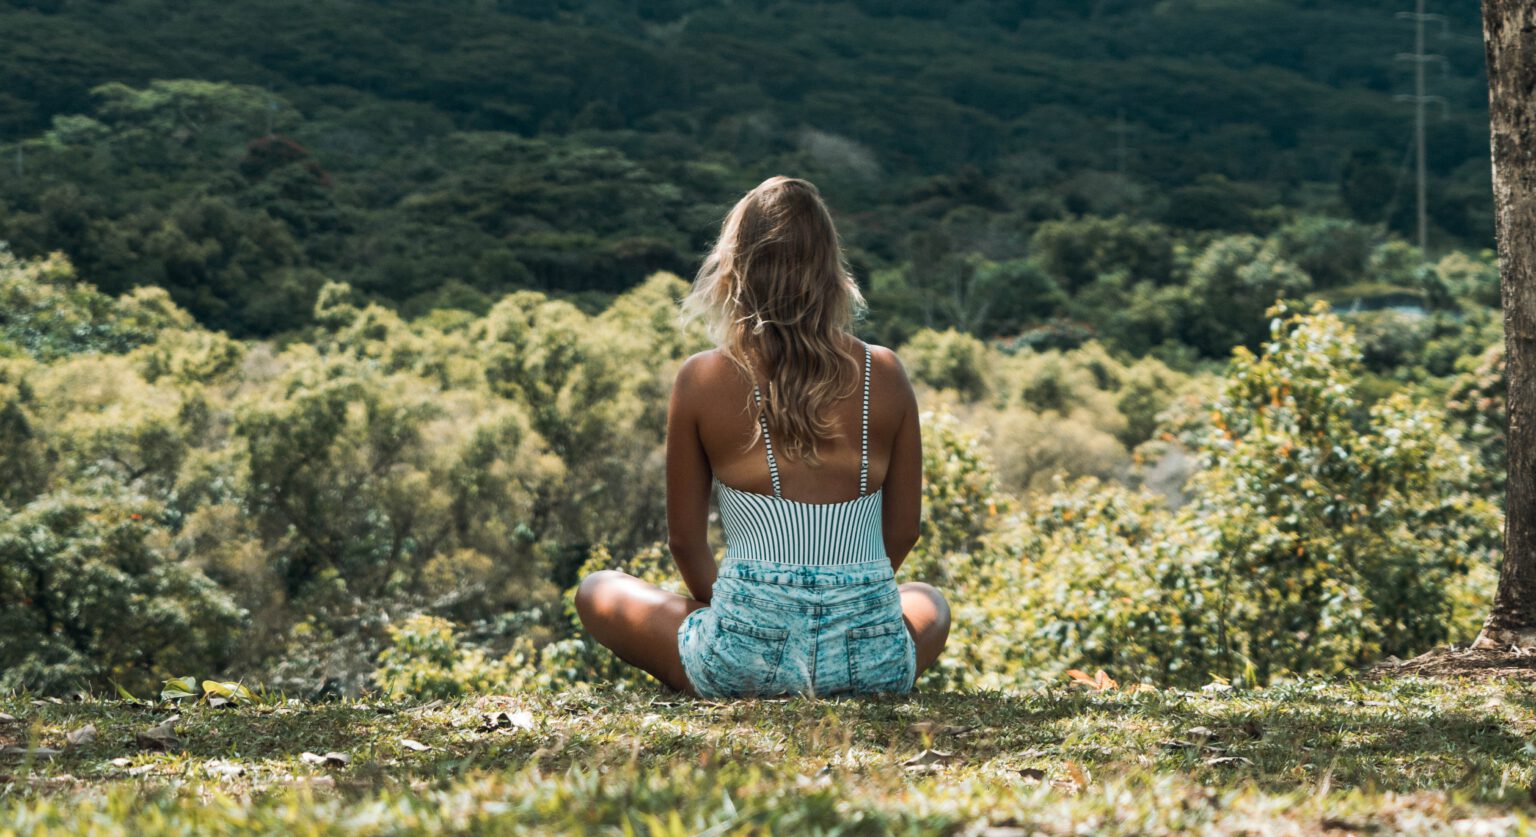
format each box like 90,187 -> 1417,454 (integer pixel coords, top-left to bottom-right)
665,354 -> 718,603
879,348 -> 923,571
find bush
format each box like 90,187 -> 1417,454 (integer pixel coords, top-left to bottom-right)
900,328 -> 991,402
937,302 -> 1499,689
0,491 -> 245,695
372,614 -> 514,700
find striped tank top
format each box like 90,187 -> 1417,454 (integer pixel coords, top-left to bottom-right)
711,342 -> 884,567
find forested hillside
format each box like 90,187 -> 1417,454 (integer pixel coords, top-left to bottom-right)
0,0 -> 1512,707
0,0 -> 1493,344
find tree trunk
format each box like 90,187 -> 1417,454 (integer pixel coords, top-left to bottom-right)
1474,0 -> 1536,649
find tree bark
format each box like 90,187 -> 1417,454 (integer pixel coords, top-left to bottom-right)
1474,0 -> 1536,649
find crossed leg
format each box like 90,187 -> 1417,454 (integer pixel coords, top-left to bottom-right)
899,581 -> 952,678
575,570 -> 706,694
574,570 -> 952,694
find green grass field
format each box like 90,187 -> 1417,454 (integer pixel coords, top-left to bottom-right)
1,676 -> 1533,835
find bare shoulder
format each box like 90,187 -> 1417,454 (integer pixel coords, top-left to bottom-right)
865,343 -> 915,397
676,348 -> 726,384
675,348 -> 748,397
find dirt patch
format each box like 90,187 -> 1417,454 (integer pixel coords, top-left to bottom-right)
1366,645 -> 1536,680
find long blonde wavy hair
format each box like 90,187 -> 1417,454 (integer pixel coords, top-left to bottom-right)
681,176 -> 867,466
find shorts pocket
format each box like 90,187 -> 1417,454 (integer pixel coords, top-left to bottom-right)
704,615 -> 791,697
846,620 -> 915,695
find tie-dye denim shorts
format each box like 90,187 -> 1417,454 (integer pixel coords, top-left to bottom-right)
676,556 -> 918,699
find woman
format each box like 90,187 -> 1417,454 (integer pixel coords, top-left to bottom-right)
575,176 -> 950,697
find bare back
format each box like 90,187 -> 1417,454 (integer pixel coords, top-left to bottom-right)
664,334 -> 924,586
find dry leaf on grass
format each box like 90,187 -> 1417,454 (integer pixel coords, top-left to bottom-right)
135,715 -> 181,751
406,700 -> 445,714
0,745 -> 61,759
400,738 -> 432,752
206,760 -> 247,778
1066,669 -> 1118,691
483,710 -> 536,732
531,732 -> 569,761
1050,760 -> 1091,793
902,748 -> 957,771
65,724 -> 97,749
907,721 -> 974,737
1205,755 -> 1254,768
1017,767 -> 1046,782
300,751 -> 351,767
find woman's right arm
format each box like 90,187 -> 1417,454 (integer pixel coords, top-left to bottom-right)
879,348 -> 923,571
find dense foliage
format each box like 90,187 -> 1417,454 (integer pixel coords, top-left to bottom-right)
0,0 -> 1494,344
934,304 -> 1499,691
0,248 -> 1507,696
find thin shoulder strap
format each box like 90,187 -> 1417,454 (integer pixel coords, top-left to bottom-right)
860,341 -> 871,497
752,384 -> 783,498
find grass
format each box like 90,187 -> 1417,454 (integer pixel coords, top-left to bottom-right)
1,676 -> 1535,834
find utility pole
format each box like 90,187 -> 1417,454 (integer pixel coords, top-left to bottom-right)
1395,0 -> 1448,261
1110,107 -> 1133,176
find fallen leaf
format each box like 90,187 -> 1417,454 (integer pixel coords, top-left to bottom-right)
1018,767 -> 1046,782
902,748 -> 956,769
160,676 -> 200,702
531,732 -> 569,761
0,745 -> 61,759
0,713 -> 16,724
136,715 -> 182,751
1206,755 -> 1254,768
483,710 -> 536,732
1066,669 -> 1118,691
65,724 -> 97,749
908,721 -> 974,737
300,751 -> 351,767
400,738 -> 432,752
206,759 -> 246,777
1159,739 -> 1199,751
1186,726 -> 1217,739
201,680 -> 256,706
109,757 -> 133,768
1063,760 -> 1091,790
406,700 -> 445,714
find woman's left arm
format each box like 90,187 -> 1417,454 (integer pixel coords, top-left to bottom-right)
665,354 -> 718,604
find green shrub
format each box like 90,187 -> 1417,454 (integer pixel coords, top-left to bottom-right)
0,491 -> 245,695
937,302 -> 1499,689
900,328 -> 991,402
372,614 -> 514,700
